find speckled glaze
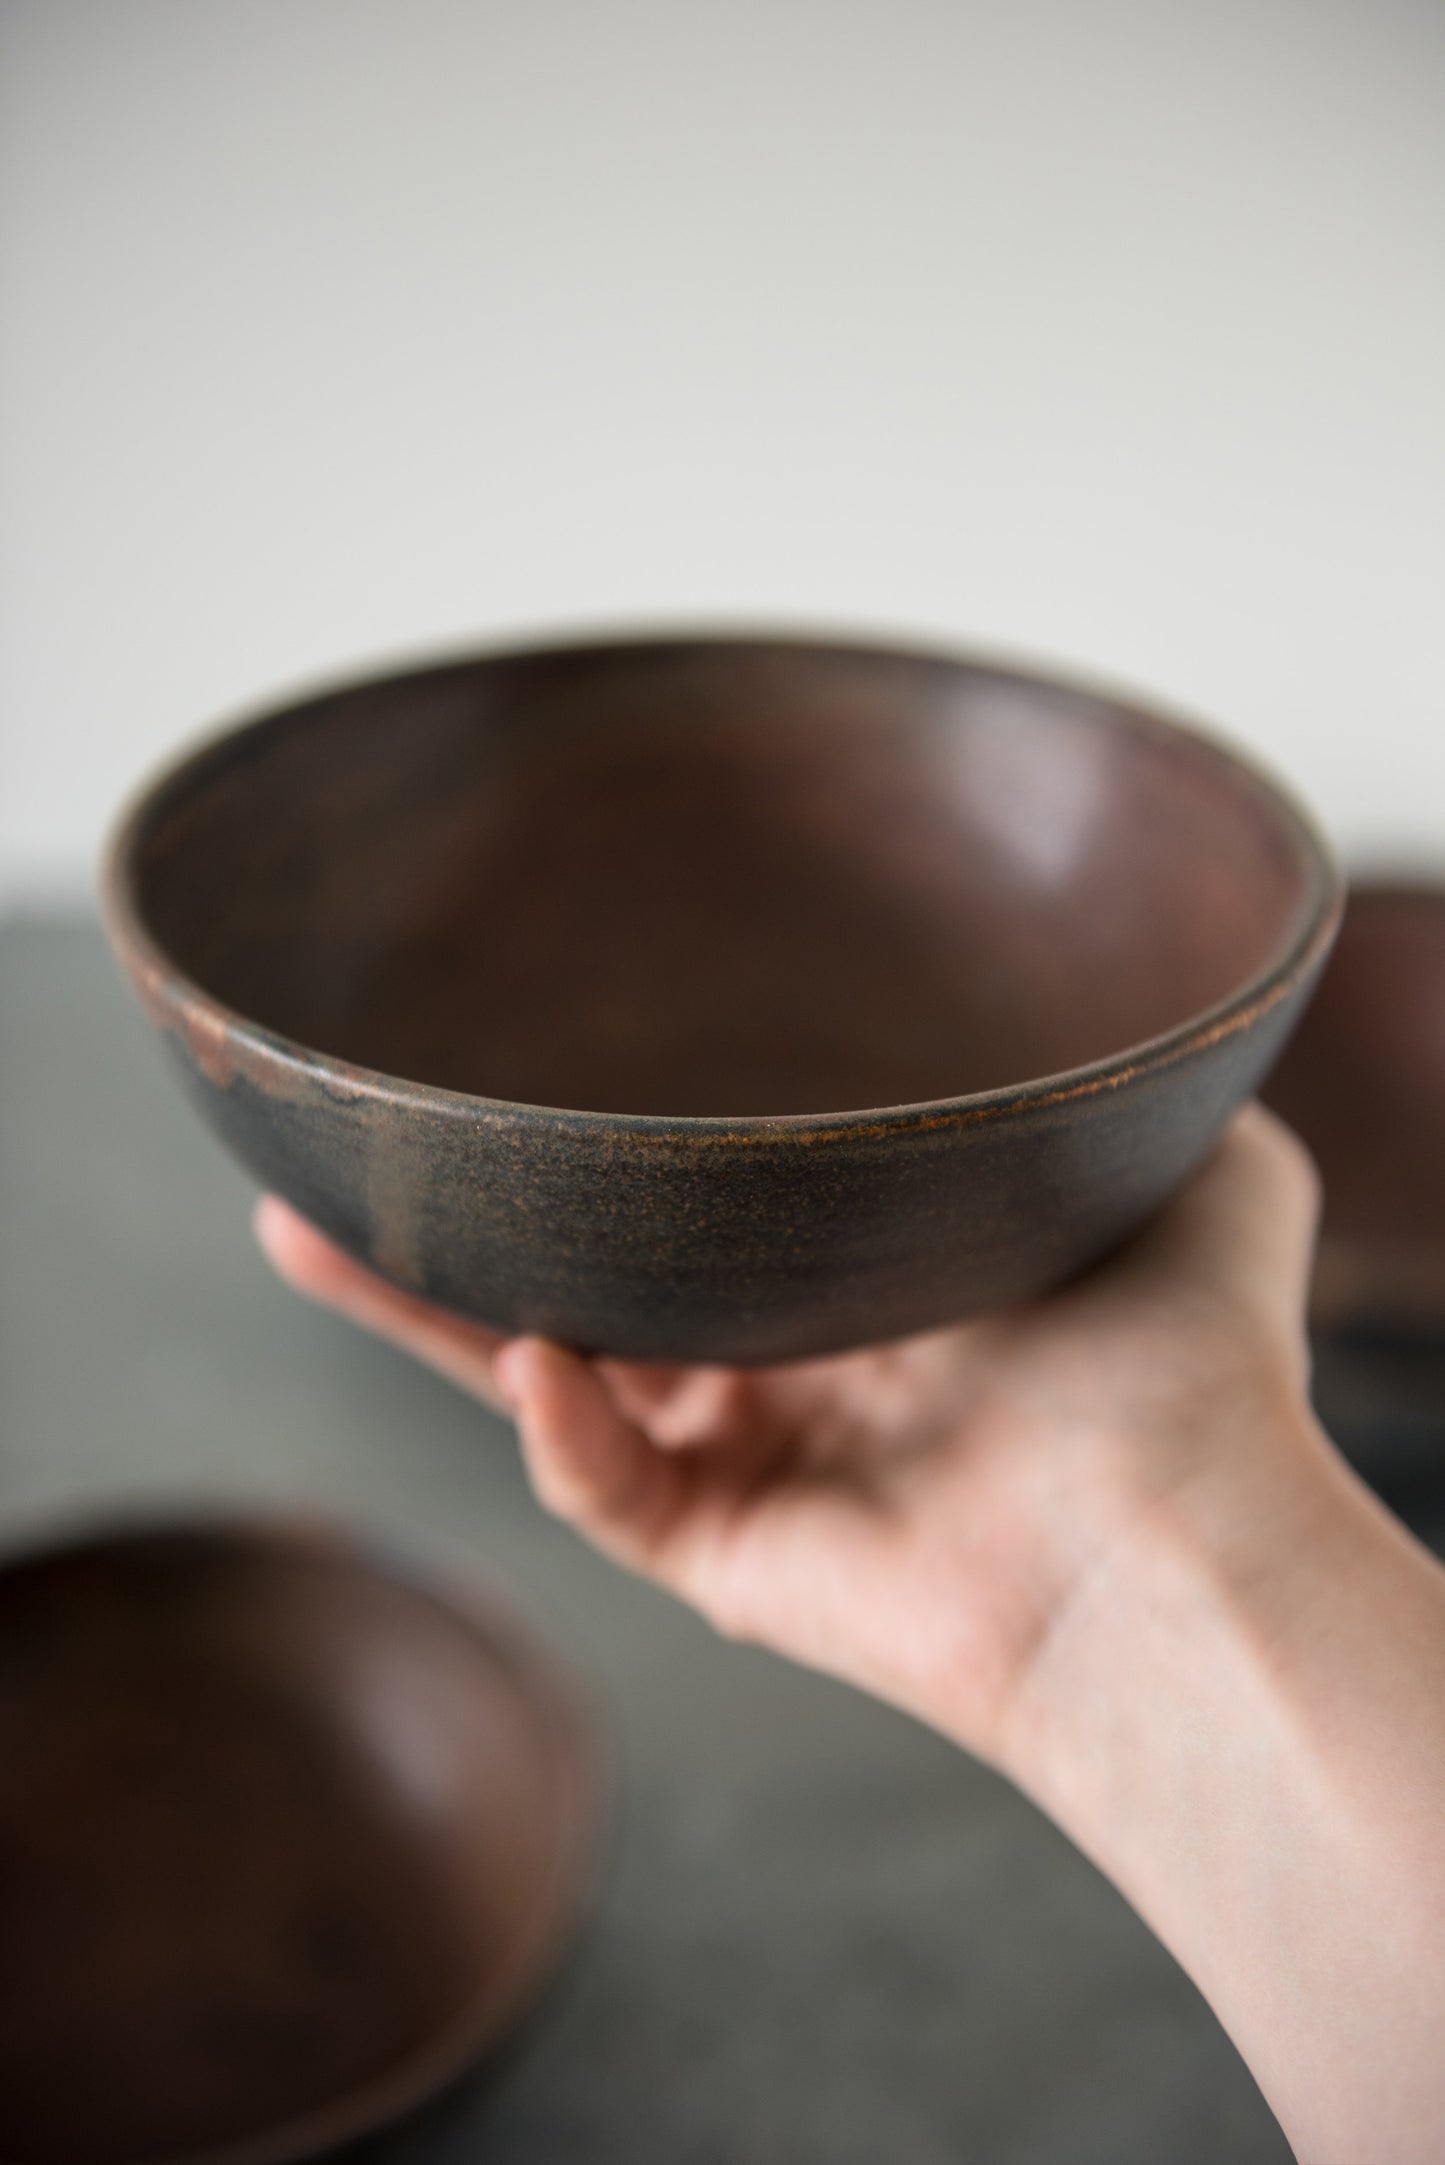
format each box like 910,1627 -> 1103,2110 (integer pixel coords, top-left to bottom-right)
104,635 -> 1341,1363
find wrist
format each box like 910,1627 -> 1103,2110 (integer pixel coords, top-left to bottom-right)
988,1395 -> 1445,2162
993,1385 -> 1347,1827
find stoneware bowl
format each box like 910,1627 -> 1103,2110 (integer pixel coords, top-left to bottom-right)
1264,882 -> 1445,1506
0,1515 -> 598,2165
1264,883 -> 1445,1331
105,635 -> 1341,1364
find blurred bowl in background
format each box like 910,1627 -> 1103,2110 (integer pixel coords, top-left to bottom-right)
104,634 -> 1340,1363
1264,883 -> 1445,1331
1264,882 -> 1445,1507
0,1514 -> 600,2165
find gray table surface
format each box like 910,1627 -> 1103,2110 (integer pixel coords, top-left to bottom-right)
9,915 -> 1431,2165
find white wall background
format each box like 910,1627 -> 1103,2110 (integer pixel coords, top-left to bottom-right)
2,0 -> 1442,907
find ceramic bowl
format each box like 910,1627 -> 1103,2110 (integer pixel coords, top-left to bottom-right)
105,635 -> 1341,1363
0,1515 -> 598,2165
1264,883 -> 1445,1330
1264,882 -> 1445,1506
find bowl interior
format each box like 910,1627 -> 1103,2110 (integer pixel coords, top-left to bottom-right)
128,642 -> 1320,1118
0,1522 -> 593,2165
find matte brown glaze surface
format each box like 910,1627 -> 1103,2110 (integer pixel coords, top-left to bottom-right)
0,1518 -> 598,2165
105,635 -> 1341,1361
1265,882 -> 1445,1329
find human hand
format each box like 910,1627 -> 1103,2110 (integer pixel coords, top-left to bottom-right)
254,1102 -> 1321,1779
257,1104 -> 1445,2161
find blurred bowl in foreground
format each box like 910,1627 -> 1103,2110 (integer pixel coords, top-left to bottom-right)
104,634 -> 1341,1363
0,1515 -> 599,2165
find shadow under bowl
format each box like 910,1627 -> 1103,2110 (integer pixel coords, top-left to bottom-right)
105,634 -> 1341,1363
0,1515 -> 599,2165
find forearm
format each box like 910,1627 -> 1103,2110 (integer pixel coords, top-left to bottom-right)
998,1410 -> 1445,2165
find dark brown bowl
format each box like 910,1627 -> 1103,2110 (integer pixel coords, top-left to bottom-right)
0,1516 -> 599,2165
1264,882 -> 1445,1330
1263,882 -> 1445,1506
104,634 -> 1341,1363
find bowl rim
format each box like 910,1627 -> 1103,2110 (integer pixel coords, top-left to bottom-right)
0,1504 -> 607,2165
102,627 -> 1344,1140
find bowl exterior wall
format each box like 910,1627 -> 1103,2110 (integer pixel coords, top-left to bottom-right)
137,973 -> 1318,1364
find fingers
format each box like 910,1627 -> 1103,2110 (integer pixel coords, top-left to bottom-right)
494,1337 -> 884,1665
494,1338 -> 711,1578
596,1360 -> 772,1453
254,1204 -> 900,1675
253,1196 -> 509,1410
1109,1101 -> 1322,1339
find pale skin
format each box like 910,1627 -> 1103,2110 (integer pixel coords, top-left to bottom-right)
256,1105 -> 1445,2165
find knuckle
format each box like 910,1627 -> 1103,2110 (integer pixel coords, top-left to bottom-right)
704,1598 -> 756,1646
690,1556 -> 757,1646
